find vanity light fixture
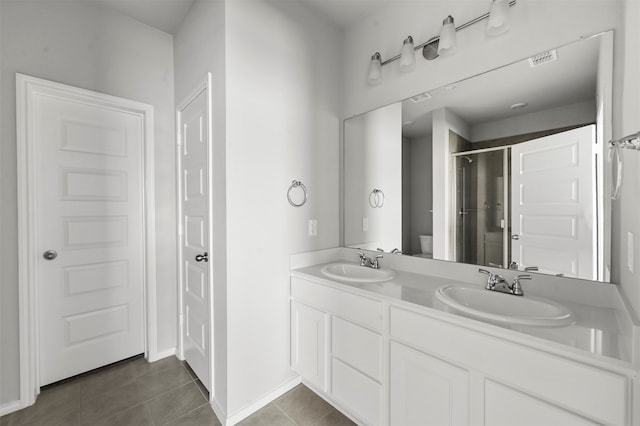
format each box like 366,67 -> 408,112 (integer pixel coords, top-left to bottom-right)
437,16 -> 457,57
367,52 -> 383,85
367,0 -> 516,85
399,36 -> 416,71
487,0 -> 511,36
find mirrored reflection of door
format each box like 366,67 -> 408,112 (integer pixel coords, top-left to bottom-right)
454,149 -> 508,268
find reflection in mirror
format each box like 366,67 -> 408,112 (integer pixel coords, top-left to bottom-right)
343,31 -> 612,282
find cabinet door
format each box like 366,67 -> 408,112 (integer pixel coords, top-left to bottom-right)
484,380 -> 599,426
291,301 -> 327,391
390,341 -> 469,426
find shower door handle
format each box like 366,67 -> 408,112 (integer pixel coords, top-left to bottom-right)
511,234 -> 520,240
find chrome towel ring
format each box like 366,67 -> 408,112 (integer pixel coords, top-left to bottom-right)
369,188 -> 385,208
609,131 -> 640,200
287,180 -> 308,207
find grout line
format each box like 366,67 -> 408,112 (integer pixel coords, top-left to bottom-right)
164,402 -> 211,426
274,404 -> 299,425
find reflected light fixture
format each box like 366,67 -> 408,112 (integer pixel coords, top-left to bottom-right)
487,0 -> 511,36
437,16 -> 457,57
399,36 -> 416,71
368,52 -> 382,85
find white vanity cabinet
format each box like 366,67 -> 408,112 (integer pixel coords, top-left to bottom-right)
390,305 -> 631,426
291,300 -> 327,391
291,277 -> 384,425
291,272 -> 636,426
389,340 -> 470,426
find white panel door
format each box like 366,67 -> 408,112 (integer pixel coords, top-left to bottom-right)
390,341 -> 469,426
511,125 -> 596,279
178,87 -> 211,392
35,87 -> 145,386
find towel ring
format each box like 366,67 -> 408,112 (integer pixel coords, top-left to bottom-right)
369,188 -> 385,208
287,180 -> 308,207
609,140 -> 623,200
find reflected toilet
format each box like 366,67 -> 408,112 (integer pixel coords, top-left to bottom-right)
415,235 -> 433,259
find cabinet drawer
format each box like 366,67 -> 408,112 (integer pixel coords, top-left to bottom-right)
292,277 -> 383,331
332,317 -> 382,381
390,306 -> 628,425
332,358 -> 382,426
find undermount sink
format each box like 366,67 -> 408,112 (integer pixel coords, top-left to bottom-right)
434,285 -> 575,327
320,262 -> 395,283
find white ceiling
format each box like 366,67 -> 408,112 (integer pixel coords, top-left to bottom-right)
298,0 -> 389,28
93,0 -> 386,34
93,0 -> 196,34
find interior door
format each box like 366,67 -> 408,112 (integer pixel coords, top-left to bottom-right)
34,81 -> 145,386
178,84 -> 211,393
511,125 -> 596,279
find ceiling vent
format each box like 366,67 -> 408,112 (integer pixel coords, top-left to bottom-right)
528,49 -> 558,67
410,92 -> 432,103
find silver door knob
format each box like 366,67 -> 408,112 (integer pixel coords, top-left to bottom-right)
43,250 -> 58,260
511,234 -> 520,240
195,252 -> 208,262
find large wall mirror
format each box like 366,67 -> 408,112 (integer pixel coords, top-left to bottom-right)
343,31 -> 613,283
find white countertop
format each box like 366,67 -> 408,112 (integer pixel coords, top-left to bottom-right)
292,257 -> 638,366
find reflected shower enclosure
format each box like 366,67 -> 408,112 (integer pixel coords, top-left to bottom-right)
453,149 -> 511,268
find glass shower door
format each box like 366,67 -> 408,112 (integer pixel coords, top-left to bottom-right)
453,149 -> 509,268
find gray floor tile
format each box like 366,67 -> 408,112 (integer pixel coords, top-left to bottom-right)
237,404 -> 296,426
93,404 -> 152,426
164,404 -> 221,426
312,408 -> 357,426
135,362 -> 193,401
0,384 -> 83,426
274,385 -> 334,426
78,380 -> 148,425
145,381 -> 206,426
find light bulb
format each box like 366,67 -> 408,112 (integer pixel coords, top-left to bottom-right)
367,52 -> 383,85
399,36 -> 415,72
487,0 -> 511,36
437,16 -> 457,57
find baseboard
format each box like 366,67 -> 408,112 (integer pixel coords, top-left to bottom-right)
210,398 -> 226,425
223,375 -> 302,426
147,347 -> 176,363
0,400 -> 23,417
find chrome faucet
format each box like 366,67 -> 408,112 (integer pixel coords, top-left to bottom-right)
478,268 -> 531,296
357,252 -> 383,269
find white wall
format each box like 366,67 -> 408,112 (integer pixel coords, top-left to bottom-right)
0,1 -> 176,407
224,0 -> 342,415
344,103 -> 402,251
173,0 -> 229,413
175,0 -> 343,419
613,0 -> 640,317
432,108 -> 470,260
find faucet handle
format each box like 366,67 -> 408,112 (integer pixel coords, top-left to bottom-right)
478,268 -> 495,289
511,274 -> 532,296
372,255 -> 383,269
357,252 -> 369,266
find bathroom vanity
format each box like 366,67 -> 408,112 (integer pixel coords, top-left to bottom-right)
290,248 -> 639,426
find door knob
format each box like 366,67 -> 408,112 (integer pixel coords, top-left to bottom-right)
195,252 -> 209,262
43,250 -> 58,260
511,234 -> 520,240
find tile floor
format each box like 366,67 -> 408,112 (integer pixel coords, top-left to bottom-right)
0,355 -> 356,426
